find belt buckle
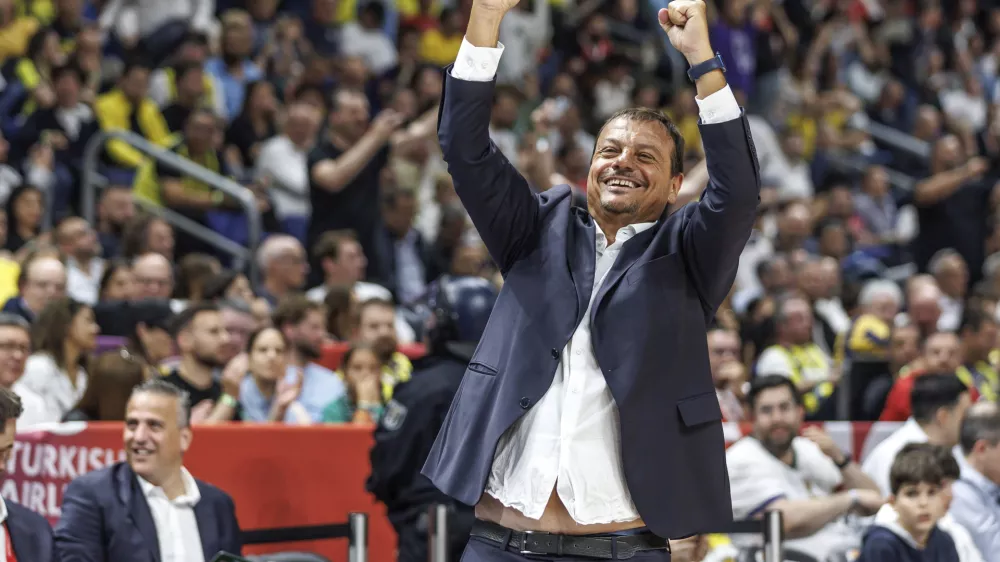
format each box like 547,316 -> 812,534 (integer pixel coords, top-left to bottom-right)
518,530 -> 552,556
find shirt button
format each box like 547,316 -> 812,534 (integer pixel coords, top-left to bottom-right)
575,350 -> 582,356
519,397 -> 531,409
551,348 -> 560,359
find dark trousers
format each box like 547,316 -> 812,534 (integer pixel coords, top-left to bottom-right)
460,535 -> 672,562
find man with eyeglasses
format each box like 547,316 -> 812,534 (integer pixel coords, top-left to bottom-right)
1,254 -> 66,323
0,314 -> 50,427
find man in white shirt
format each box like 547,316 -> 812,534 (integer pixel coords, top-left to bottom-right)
55,379 -> 242,561
0,386 -> 55,560
423,0 -> 761,558
0,314 -> 50,427
862,373 -> 971,496
55,217 -> 105,306
727,375 -> 883,561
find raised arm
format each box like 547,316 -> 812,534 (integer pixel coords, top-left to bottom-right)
661,1 -> 760,312
439,0 -> 540,274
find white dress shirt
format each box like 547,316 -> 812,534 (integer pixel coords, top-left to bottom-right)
861,418 -> 963,496
0,495 -> 8,559
137,468 -> 205,562
452,38 -> 743,524
14,354 -> 87,422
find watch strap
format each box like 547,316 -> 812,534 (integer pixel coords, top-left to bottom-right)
687,53 -> 726,82
835,452 -> 853,469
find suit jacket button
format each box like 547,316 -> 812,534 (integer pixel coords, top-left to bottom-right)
519,397 -> 531,409
550,348 -> 559,359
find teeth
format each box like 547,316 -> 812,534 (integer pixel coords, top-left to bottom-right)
606,178 -> 639,188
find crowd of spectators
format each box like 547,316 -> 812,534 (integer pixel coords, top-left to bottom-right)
0,0 -> 998,559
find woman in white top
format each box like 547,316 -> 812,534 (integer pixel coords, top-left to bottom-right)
14,298 -> 99,421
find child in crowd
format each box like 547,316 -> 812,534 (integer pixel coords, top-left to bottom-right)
859,443 -> 960,562
322,343 -> 384,423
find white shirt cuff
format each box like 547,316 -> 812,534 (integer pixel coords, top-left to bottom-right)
695,85 -> 742,125
450,37 -> 505,82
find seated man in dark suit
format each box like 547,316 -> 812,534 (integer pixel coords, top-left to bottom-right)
0,387 -> 55,560
54,379 -> 242,562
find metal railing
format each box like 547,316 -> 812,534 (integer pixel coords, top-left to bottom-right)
240,511 -> 368,562
862,120 -> 931,160
80,130 -> 263,281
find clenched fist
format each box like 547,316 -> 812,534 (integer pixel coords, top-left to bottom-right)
658,0 -> 714,64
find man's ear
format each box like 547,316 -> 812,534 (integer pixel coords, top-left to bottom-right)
179,426 -> 193,454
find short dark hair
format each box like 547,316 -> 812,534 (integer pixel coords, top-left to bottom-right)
121,54 -> 152,76
959,403 -> 1000,455
910,374 -> 968,425
272,295 -> 321,328
51,61 -> 84,83
0,388 -> 23,429
312,229 -> 358,263
172,60 -> 204,82
928,443 -> 961,480
889,444 -> 944,495
168,303 -> 219,338
129,379 -> 191,428
597,107 -> 684,177
959,306 -> 996,335
747,374 -> 801,411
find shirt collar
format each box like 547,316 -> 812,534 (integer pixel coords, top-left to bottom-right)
137,467 -> 201,506
958,456 -> 1000,497
0,494 -> 8,525
595,222 -> 656,253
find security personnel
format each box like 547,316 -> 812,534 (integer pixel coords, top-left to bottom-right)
367,275 -> 498,562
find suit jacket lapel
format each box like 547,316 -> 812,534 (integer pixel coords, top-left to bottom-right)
568,208 -> 596,324
117,465 -> 162,562
6,508 -> 33,561
590,226 -> 657,326
193,485 -> 217,560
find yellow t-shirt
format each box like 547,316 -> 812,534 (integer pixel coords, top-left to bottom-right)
0,259 -> 19,307
419,29 -> 462,66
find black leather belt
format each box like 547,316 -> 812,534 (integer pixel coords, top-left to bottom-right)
470,520 -> 670,559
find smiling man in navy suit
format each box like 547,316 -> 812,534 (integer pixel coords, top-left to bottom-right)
0,387 -> 55,562
421,1 -> 760,560
55,379 -> 242,562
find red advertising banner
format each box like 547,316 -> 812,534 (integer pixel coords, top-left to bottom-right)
1,421 -> 906,562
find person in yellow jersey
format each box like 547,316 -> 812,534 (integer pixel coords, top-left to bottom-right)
350,297 -> 410,401
755,293 -> 838,419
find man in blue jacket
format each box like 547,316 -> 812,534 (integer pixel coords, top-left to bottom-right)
0,386 -> 54,561
421,0 -> 760,558
54,379 -> 242,562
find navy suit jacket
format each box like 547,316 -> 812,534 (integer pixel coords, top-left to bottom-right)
54,462 -> 242,562
7,500 -> 54,562
421,68 -> 761,539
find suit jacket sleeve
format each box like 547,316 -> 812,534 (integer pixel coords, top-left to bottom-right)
53,479 -> 105,562
223,492 -> 243,555
437,68 -> 539,274
681,111 -> 760,312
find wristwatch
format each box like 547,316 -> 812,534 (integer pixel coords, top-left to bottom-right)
847,488 -> 860,510
835,452 -> 853,469
687,53 -> 726,82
